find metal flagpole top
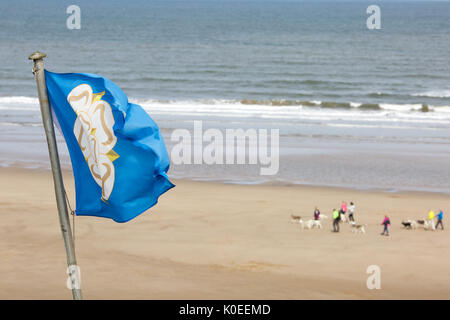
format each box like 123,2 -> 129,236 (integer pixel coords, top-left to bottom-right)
28,51 -> 47,61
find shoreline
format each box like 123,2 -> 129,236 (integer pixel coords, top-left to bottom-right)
3,164 -> 450,198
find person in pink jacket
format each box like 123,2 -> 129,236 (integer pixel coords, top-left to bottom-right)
339,201 -> 347,221
381,215 -> 390,236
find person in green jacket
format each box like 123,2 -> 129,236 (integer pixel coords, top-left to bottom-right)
333,208 -> 340,232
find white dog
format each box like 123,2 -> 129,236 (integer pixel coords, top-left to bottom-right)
402,220 -> 417,230
302,219 -> 322,230
424,220 -> 436,231
349,221 -> 366,234
312,220 -> 322,229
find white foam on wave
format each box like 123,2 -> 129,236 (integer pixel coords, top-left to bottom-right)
436,106 -> 450,113
412,89 -> 450,98
0,96 -> 39,105
350,102 -> 362,108
128,98 -> 450,127
131,98 -> 304,116
379,103 -> 424,112
327,122 -> 442,130
379,103 -> 450,114
129,99 -> 450,130
0,96 -> 40,111
2,96 -> 450,127
0,95 -> 447,114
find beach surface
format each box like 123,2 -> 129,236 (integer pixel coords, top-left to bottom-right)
1,167 -> 450,300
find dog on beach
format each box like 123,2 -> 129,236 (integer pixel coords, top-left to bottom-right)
402,221 -> 412,229
349,221 -> 366,234
415,219 -> 435,230
302,219 -> 322,230
290,214 -> 325,230
290,215 -> 322,230
402,220 -> 417,230
291,213 -> 328,225
424,220 -> 435,231
290,215 -> 302,224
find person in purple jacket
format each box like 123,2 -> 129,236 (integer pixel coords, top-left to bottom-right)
381,215 -> 390,236
314,207 -> 320,221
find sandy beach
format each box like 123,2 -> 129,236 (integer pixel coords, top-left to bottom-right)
1,167 -> 449,300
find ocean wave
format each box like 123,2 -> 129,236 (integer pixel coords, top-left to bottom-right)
379,103 -> 430,112
0,121 -> 41,127
239,99 -> 319,107
134,98 -> 450,114
412,90 -> 450,98
1,95 -> 450,116
0,96 -> 39,105
367,92 -> 395,98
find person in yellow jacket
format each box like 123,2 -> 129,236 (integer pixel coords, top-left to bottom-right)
428,210 -> 436,230
332,208 -> 340,232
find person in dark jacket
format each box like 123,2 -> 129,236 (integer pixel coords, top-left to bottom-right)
435,210 -> 444,230
314,207 -> 320,221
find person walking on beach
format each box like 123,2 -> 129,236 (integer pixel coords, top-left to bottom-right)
348,202 -> 355,222
435,210 -> 444,230
333,208 -> 340,232
340,201 -> 347,222
381,215 -> 390,236
314,207 -> 320,221
428,210 -> 436,230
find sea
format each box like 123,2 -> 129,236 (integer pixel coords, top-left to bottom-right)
1,0 -> 450,193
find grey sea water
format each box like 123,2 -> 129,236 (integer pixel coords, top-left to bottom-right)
1,0 -> 450,193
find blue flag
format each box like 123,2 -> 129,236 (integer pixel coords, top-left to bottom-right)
45,71 -> 174,222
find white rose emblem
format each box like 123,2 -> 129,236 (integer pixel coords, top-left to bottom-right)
67,84 -> 119,200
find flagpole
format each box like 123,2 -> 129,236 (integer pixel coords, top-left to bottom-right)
29,51 -> 82,300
